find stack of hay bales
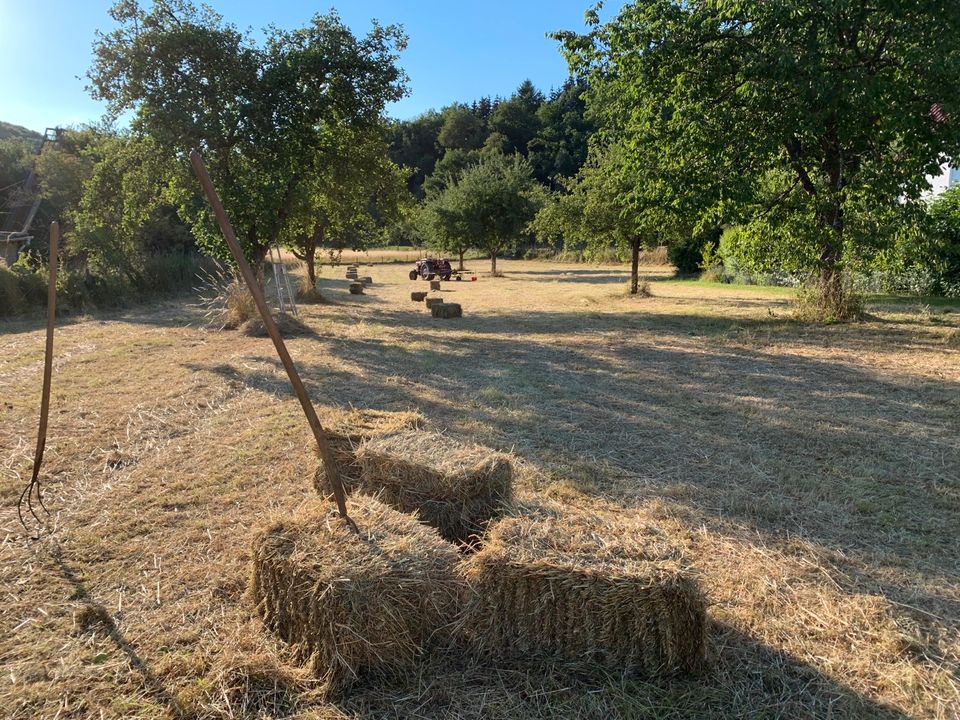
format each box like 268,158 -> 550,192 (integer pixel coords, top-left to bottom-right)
432,303 -> 462,318
345,265 -> 358,280
251,496 -> 463,696
457,506 -> 706,675
354,429 -> 513,544
313,408 -> 424,494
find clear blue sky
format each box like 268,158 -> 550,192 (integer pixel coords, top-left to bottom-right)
0,0 -> 614,134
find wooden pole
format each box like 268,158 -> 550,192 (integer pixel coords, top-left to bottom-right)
18,221 -> 58,536
189,150 -> 354,527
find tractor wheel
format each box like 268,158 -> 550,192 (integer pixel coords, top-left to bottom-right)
455,275 -> 463,281
408,270 -> 418,281
427,274 -> 435,281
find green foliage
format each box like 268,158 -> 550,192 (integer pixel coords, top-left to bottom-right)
421,154 -> 542,273
88,1 -> 407,273
0,266 -> 25,317
922,186 -> 960,295
437,105 -> 485,150
558,0 -> 960,309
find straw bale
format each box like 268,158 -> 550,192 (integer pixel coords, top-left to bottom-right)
313,408 -> 424,494
425,297 -> 444,309
250,495 -> 463,696
457,507 -> 706,675
240,313 -> 312,337
360,276 -> 373,285
411,291 -> 428,302
432,303 -> 462,319
354,430 -> 513,544
349,282 -> 364,295
430,280 -> 441,291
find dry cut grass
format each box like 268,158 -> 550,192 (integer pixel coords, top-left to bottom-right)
0,259 -> 957,719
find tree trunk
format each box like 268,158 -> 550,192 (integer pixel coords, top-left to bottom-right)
630,237 -> 641,295
458,249 -> 465,271
817,194 -> 846,314
252,243 -> 269,288
490,250 -> 497,275
306,223 -> 324,288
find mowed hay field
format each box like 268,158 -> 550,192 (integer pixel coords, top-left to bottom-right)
1,259 -> 958,719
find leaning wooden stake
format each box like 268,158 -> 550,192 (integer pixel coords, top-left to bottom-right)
190,150 -> 354,528
18,221 -> 58,538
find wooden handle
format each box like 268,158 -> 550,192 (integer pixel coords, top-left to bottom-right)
189,150 -> 354,528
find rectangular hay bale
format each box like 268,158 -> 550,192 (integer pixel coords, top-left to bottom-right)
424,297 -> 444,309
313,409 -> 424,494
251,496 -> 463,696
411,291 -> 428,302
429,280 -> 441,290
355,429 -> 513,544
457,509 -> 706,675
432,302 -> 462,318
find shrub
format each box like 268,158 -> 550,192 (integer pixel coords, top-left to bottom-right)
0,265 -> 26,317
794,274 -> 865,323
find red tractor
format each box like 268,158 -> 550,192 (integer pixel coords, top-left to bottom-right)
409,257 -> 462,281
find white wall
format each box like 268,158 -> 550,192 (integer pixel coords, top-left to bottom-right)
925,160 -> 960,199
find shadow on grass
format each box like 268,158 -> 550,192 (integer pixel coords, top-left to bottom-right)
50,543 -> 189,719
329,621 -> 904,719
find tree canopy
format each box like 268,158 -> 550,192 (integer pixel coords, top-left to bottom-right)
558,0 -> 960,315
88,0 -> 407,280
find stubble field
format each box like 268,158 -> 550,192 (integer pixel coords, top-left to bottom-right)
1,259 -> 958,719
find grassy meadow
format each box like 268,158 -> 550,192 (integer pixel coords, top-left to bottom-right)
1,259 -> 958,719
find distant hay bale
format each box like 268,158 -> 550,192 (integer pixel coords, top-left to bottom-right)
432,303 -> 462,319
313,408 -> 424,494
425,297 -> 444,309
360,276 -> 373,285
240,312 -> 312,337
250,496 -> 463,696
429,280 -> 441,291
354,430 -> 513,544
457,507 -> 706,675
411,291 -> 428,302
349,282 -> 364,295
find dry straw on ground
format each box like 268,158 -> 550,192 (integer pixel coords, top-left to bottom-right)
250,495 -> 463,697
457,505 -> 706,675
312,408 -> 423,494
355,429 -> 513,543
432,302 -> 463,318
239,312 -> 313,337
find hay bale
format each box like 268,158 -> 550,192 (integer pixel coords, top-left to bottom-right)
349,282 -> 364,295
240,313 -> 312,337
411,291 -> 428,302
360,276 -> 373,285
313,409 -> 424,494
457,508 -> 706,675
425,297 -> 444,309
354,430 -> 513,544
431,303 -> 462,319
251,496 -> 463,696
429,280 -> 441,291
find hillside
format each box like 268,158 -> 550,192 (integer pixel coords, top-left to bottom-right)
0,120 -> 42,143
